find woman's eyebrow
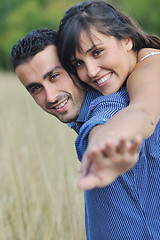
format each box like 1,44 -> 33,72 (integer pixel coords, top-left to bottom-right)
71,44 -> 101,63
78,43 -> 103,56
84,44 -> 96,54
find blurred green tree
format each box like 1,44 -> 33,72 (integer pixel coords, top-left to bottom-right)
0,0 -> 159,70
117,0 -> 160,34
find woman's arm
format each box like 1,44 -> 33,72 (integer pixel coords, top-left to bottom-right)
126,48 -> 160,137
78,49 -> 160,189
78,135 -> 142,190
90,49 -> 160,141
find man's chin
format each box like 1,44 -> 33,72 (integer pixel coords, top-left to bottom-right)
55,115 -> 71,124
45,110 -> 77,124
58,115 -> 77,124
58,118 -> 74,124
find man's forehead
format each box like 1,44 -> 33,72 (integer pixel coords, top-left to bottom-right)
16,45 -> 61,73
36,45 -> 59,62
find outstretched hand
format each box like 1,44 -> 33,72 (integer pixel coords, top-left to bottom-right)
78,135 -> 142,190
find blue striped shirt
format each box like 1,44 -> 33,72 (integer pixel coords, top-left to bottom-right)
69,87 -> 160,240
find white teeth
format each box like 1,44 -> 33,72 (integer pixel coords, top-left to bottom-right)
96,73 -> 112,85
55,99 -> 68,109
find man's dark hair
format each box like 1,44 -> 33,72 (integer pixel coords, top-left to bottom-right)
10,28 -> 58,70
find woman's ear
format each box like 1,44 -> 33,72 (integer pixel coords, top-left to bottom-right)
122,37 -> 133,51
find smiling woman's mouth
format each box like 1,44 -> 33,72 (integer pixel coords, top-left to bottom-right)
96,72 -> 112,85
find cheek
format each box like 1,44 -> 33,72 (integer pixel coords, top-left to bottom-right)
34,94 -> 45,108
102,54 -> 116,67
77,68 -> 88,82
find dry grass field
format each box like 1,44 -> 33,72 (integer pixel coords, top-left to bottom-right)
0,72 -> 85,240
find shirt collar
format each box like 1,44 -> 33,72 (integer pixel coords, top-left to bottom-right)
77,88 -> 102,123
67,88 -> 102,129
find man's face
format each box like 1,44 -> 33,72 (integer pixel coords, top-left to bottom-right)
15,45 -> 87,123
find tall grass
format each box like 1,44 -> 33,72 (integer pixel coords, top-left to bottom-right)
0,72 -> 85,240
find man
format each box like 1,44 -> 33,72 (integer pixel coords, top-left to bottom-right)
11,29 -> 87,124
10,29 -> 159,240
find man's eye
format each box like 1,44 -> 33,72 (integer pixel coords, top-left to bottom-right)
73,60 -> 83,68
31,85 -> 41,94
93,49 -> 103,56
50,73 -> 59,80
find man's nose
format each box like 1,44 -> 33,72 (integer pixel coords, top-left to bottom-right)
45,84 -> 58,103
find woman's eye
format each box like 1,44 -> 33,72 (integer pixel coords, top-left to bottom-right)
73,60 -> 83,68
93,49 -> 103,56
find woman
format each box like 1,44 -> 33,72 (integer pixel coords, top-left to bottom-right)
57,2 -> 160,239
58,0 -> 160,180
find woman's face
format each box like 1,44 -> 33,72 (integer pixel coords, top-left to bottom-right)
71,27 -> 135,95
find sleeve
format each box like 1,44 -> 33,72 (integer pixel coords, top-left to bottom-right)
75,92 -> 129,161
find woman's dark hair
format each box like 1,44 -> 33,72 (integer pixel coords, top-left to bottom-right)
58,0 -> 160,74
10,28 -> 58,70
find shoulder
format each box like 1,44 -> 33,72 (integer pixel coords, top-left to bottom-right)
138,48 -> 160,62
90,87 -> 129,109
87,87 -> 129,120
128,48 -> 160,87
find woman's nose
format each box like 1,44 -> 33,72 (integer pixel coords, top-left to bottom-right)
86,61 -> 100,78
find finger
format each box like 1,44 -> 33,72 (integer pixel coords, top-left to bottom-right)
88,148 -> 104,164
78,175 -> 100,190
79,151 -> 92,177
116,135 -> 130,154
129,135 -> 142,154
102,140 -> 117,157
80,146 -> 104,176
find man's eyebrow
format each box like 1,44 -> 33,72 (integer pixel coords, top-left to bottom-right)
43,66 -> 62,79
26,66 -> 63,91
26,82 -> 39,91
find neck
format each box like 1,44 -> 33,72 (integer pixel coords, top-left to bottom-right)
129,50 -> 138,74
